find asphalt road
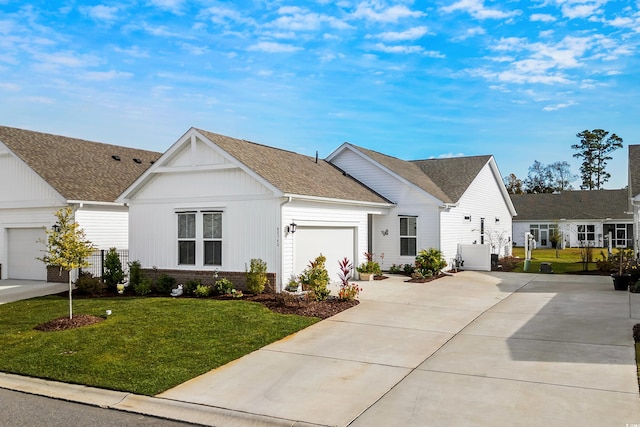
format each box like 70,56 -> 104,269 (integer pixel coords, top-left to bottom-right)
0,388 -> 197,426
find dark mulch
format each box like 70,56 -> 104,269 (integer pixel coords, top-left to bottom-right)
247,293 -> 359,319
405,273 -> 447,283
35,315 -> 105,332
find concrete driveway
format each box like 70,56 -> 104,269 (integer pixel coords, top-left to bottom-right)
0,279 -> 68,304
153,271 -> 640,426
1,272 -> 639,426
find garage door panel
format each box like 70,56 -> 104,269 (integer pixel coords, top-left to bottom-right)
295,227 -> 355,283
8,228 -> 47,280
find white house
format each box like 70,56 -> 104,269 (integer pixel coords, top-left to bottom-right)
0,126 -> 160,281
327,144 -> 516,270
117,128 -> 394,290
510,190 -> 633,249
118,128 -> 515,289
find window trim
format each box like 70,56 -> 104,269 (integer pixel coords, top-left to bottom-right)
176,210 -> 223,267
399,216 -> 417,257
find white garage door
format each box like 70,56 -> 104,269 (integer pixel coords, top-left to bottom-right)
8,228 -> 47,280
295,227 -> 356,283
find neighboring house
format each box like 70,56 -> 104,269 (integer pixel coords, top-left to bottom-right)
510,190 -> 632,249
327,144 -> 516,270
118,128 -> 515,290
629,145 -> 640,251
0,126 -> 161,280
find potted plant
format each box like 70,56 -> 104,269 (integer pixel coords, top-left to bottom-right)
356,252 -> 381,281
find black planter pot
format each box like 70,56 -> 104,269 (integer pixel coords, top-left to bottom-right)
612,274 -> 632,291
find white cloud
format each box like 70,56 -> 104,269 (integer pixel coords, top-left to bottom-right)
352,1 -> 425,23
441,0 -> 519,20
543,101 -> 576,111
270,6 -> 353,31
114,45 -> 150,58
37,51 -> 100,68
142,23 -> 183,38
0,82 -> 20,92
81,70 -> 134,81
247,41 -> 302,53
372,43 -> 424,54
25,96 -> 54,104
553,0 -> 607,19
377,26 -> 429,42
147,0 -> 184,14
453,26 -> 486,41
79,5 -> 119,22
530,13 -> 556,22
179,42 -> 209,55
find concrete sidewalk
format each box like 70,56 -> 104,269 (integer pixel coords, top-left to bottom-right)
1,272 -> 640,426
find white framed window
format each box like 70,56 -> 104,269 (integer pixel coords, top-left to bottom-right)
577,224 -> 595,242
400,216 -> 417,256
178,212 -> 196,265
177,211 -> 223,266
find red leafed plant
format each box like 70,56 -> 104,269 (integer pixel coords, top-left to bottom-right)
337,257 -> 362,300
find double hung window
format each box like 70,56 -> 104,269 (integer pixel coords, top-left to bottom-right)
178,211 -> 222,266
400,216 -> 417,256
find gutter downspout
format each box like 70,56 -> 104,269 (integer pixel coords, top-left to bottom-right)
278,196 -> 293,292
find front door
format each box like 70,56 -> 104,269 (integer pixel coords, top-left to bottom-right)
540,229 -> 548,247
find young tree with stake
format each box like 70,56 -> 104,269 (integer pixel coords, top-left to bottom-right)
39,207 -> 95,319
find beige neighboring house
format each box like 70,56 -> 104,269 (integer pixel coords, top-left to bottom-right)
0,126 -> 161,281
510,190 -> 632,249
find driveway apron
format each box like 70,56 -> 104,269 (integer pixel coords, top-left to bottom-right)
158,272 -> 640,426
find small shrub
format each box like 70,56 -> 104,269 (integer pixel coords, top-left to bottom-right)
128,261 -> 143,288
285,277 -> 300,292
74,271 -> 105,296
214,278 -> 235,295
301,254 -> 331,301
156,274 -> 176,294
246,258 -> 268,294
403,264 -> 414,275
498,256 -> 522,272
338,283 -> 362,300
133,277 -> 152,296
103,248 -> 125,293
356,252 -> 381,275
183,279 -> 201,296
414,248 -> 447,277
388,264 -> 402,274
194,284 -> 211,297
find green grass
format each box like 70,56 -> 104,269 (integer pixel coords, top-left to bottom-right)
511,247 -> 605,274
0,296 -> 318,395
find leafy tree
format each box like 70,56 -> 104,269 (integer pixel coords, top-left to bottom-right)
547,161 -> 577,191
39,207 -> 95,319
503,173 -> 524,194
524,160 -> 553,193
572,129 -> 623,190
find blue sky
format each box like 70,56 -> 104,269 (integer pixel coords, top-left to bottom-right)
1,0 -> 638,189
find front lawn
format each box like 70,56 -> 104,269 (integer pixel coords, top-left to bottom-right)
0,295 -> 318,395
510,247 -> 604,274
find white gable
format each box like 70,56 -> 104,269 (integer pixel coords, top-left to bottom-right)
0,146 -> 64,208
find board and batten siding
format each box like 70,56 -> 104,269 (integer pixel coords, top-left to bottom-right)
440,163 -> 513,263
0,152 -> 63,209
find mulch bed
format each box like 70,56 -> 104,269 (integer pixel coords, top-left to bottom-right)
246,293 -> 359,319
35,314 -> 105,332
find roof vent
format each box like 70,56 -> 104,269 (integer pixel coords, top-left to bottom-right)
133,158 -> 142,164
111,155 -> 121,161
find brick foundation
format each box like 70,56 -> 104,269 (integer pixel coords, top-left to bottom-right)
47,266 -> 69,283
141,269 -> 277,293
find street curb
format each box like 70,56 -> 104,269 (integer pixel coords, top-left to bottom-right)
0,372 -> 324,427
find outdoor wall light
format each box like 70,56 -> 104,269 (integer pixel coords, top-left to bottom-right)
286,222 -> 297,234
52,223 -> 60,232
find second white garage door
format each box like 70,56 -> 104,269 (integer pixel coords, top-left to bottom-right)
7,227 -> 47,280
295,227 -> 356,283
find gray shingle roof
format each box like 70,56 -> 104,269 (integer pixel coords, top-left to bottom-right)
411,155 -> 493,202
0,126 -> 162,203
629,145 -> 640,198
510,190 -> 632,221
196,129 -> 391,204
346,146 -> 492,204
